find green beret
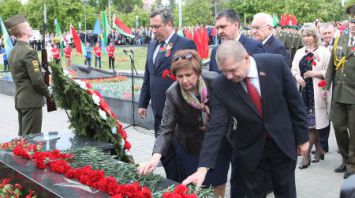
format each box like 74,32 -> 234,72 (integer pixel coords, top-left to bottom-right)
4,15 -> 28,30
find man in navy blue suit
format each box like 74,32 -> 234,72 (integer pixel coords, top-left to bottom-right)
251,13 -> 291,67
138,8 -> 196,182
183,40 -> 309,198
209,9 -> 265,73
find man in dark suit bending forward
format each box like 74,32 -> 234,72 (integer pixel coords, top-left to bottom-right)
183,40 -> 309,198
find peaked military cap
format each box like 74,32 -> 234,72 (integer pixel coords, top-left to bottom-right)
4,15 -> 28,29
346,4 -> 355,22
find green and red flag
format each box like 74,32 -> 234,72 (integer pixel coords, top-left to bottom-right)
112,15 -> 134,38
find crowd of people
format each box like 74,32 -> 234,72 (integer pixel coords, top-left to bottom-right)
1,3 -> 355,198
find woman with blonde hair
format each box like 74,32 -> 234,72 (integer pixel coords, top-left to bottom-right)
292,23 -> 331,169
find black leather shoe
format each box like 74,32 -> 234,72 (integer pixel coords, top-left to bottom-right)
299,160 -> 311,169
344,169 -> 354,179
335,163 -> 346,173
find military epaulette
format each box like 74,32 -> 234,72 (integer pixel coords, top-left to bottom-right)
333,36 -> 346,70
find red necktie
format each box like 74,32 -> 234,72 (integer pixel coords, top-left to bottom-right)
245,77 -> 263,117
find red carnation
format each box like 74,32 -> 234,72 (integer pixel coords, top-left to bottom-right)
86,83 -> 92,89
170,74 -> 176,81
318,80 -> 326,88
162,69 -> 170,79
305,56 -> 313,61
312,61 -> 317,66
124,141 -> 131,150
15,183 -> 23,190
173,184 -> 189,194
65,168 -> 76,179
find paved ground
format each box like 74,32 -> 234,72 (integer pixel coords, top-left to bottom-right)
0,93 -> 346,197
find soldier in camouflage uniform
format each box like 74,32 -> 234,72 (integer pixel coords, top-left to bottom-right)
324,5 -> 355,179
5,15 -> 50,136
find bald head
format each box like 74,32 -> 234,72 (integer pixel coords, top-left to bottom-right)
216,40 -> 247,66
216,40 -> 250,82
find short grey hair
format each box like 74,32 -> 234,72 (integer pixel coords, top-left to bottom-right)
319,22 -> 334,33
150,8 -> 174,26
301,23 -> 322,47
253,13 -> 274,27
216,40 -> 247,67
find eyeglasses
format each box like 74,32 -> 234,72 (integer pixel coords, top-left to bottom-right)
172,53 -> 193,63
150,24 -> 162,29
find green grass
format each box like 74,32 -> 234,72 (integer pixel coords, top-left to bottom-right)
0,46 -> 148,71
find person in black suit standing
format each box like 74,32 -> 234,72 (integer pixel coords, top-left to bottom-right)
137,8 -> 196,182
251,13 -> 291,67
183,40 -> 309,198
209,9 -> 265,73
209,9 -> 265,197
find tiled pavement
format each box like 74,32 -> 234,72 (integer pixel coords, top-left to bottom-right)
0,93 -> 346,197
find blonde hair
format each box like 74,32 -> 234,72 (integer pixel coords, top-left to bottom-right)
301,23 -> 322,47
170,49 -> 202,76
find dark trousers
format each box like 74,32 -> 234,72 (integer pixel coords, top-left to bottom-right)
85,57 -> 92,67
154,116 -> 182,182
17,107 -> 43,136
332,102 -> 355,171
95,57 -> 101,68
235,138 -> 297,198
230,154 -> 247,198
319,125 -> 330,152
3,60 -> 9,71
109,57 -> 115,69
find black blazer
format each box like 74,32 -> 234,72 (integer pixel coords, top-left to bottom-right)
153,71 -> 219,156
209,34 -> 266,73
263,35 -> 291,67
138,33 -> 197,118
200,54 -> 308,172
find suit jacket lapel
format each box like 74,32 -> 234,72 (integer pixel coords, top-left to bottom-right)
254,56 -> 268,118
263,35 -> 274,49
155,33 -> 178,70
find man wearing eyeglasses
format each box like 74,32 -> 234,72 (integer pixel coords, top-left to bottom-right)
138,8 -> 196,182
209,9 -> 265,73
251,13 -> 291,68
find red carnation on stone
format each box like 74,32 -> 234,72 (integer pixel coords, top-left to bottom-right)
173,184 -> 189,194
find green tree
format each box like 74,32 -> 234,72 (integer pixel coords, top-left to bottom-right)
115,5 -> 150,29
0,0 -> 24,20
173,0 -> 214,26
227,0 -> 345,24
22,0 -> 96,33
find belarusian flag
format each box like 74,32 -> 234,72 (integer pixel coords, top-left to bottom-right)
70,23 -> 86,56
101,11 -> 111,46
112,15 -> 134,38
55,18 -> 64,57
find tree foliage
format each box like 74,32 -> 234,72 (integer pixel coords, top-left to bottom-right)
227,0 -> 345,24
173,0 -> 214,27
0,0 -> 24,21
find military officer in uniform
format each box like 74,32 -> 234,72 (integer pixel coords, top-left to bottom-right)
5,15 -> 50,136
324,4 -> 355,179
